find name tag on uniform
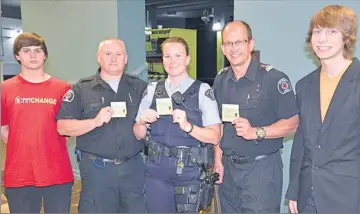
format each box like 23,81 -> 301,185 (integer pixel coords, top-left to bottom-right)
156,98 -> 173,115
222,104 -> 239,122
111,102 -> 127,117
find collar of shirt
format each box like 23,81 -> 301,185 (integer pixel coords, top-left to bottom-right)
352,57 -> 360,69
92,68 -> 123,89
165,74 -> 195,96
227,57 -> 260,82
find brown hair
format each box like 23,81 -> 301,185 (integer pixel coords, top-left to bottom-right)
161,37 -> 189,56
13,32 -> 48,64
306,5 -> 358,59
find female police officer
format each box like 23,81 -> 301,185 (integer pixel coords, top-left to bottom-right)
133,37 -> 221,213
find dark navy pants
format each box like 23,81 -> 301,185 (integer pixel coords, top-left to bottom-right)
301,191 -> 318,213
219,151 -> 283,213
145,155 -> 201,213
78,153 -> 145,213
5,182 -> 73,213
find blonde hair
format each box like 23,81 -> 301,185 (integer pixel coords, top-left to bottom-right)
98,37 -> 126,53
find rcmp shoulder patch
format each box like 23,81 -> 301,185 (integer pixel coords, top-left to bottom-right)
277,78 -> 292,94
205,88 -> 216,101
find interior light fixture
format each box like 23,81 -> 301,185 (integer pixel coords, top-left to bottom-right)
212,22 -> 222,31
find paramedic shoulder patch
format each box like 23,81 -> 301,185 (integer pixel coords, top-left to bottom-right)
62,89 -> 75,102
277,78 -> 292,94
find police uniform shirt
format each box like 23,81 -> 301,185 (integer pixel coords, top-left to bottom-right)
136,75 -> 221,127
56,70 -> 147,159
213,58 -> 298,157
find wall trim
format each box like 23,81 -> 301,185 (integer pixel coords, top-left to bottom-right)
73,168 -> 81,180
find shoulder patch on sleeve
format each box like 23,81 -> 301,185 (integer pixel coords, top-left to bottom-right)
126,73 -> 140,80
62,89 -> 75,102
260,63 -> 273,72
277,78 -> 292,94
205,88 -> 216,100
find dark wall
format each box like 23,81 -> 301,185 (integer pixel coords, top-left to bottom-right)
1,4 -> 21,19
4,75 -> 16,80
153,15 -> 234,86
157,17 -> 186,28
186,18 -> 217,86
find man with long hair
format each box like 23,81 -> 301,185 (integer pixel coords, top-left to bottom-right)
286,5 -> 359,213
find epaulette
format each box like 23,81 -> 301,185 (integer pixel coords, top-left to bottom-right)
79,75 -> 94,83
260,63 -> 273,72
125,73 -> 141,80
148,82 -> 156,86
218,66 -> 230,75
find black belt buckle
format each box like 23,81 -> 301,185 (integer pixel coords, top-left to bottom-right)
231,156 -> 254,164
228,151 -> 276,164
116,156 -> 131,164
114,159 -> 122,164
85,153 -> 127,165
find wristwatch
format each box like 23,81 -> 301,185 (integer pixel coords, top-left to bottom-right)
184,123 -> 194,133
255,127 -> 266,142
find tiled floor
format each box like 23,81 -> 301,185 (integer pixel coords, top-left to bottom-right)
1,180 -> 82,213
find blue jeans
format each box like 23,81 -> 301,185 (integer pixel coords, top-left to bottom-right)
301,191 -> 317,213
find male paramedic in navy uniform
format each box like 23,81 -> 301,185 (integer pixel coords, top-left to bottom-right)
56,38 -> 147,213
212,20 -> 299,213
